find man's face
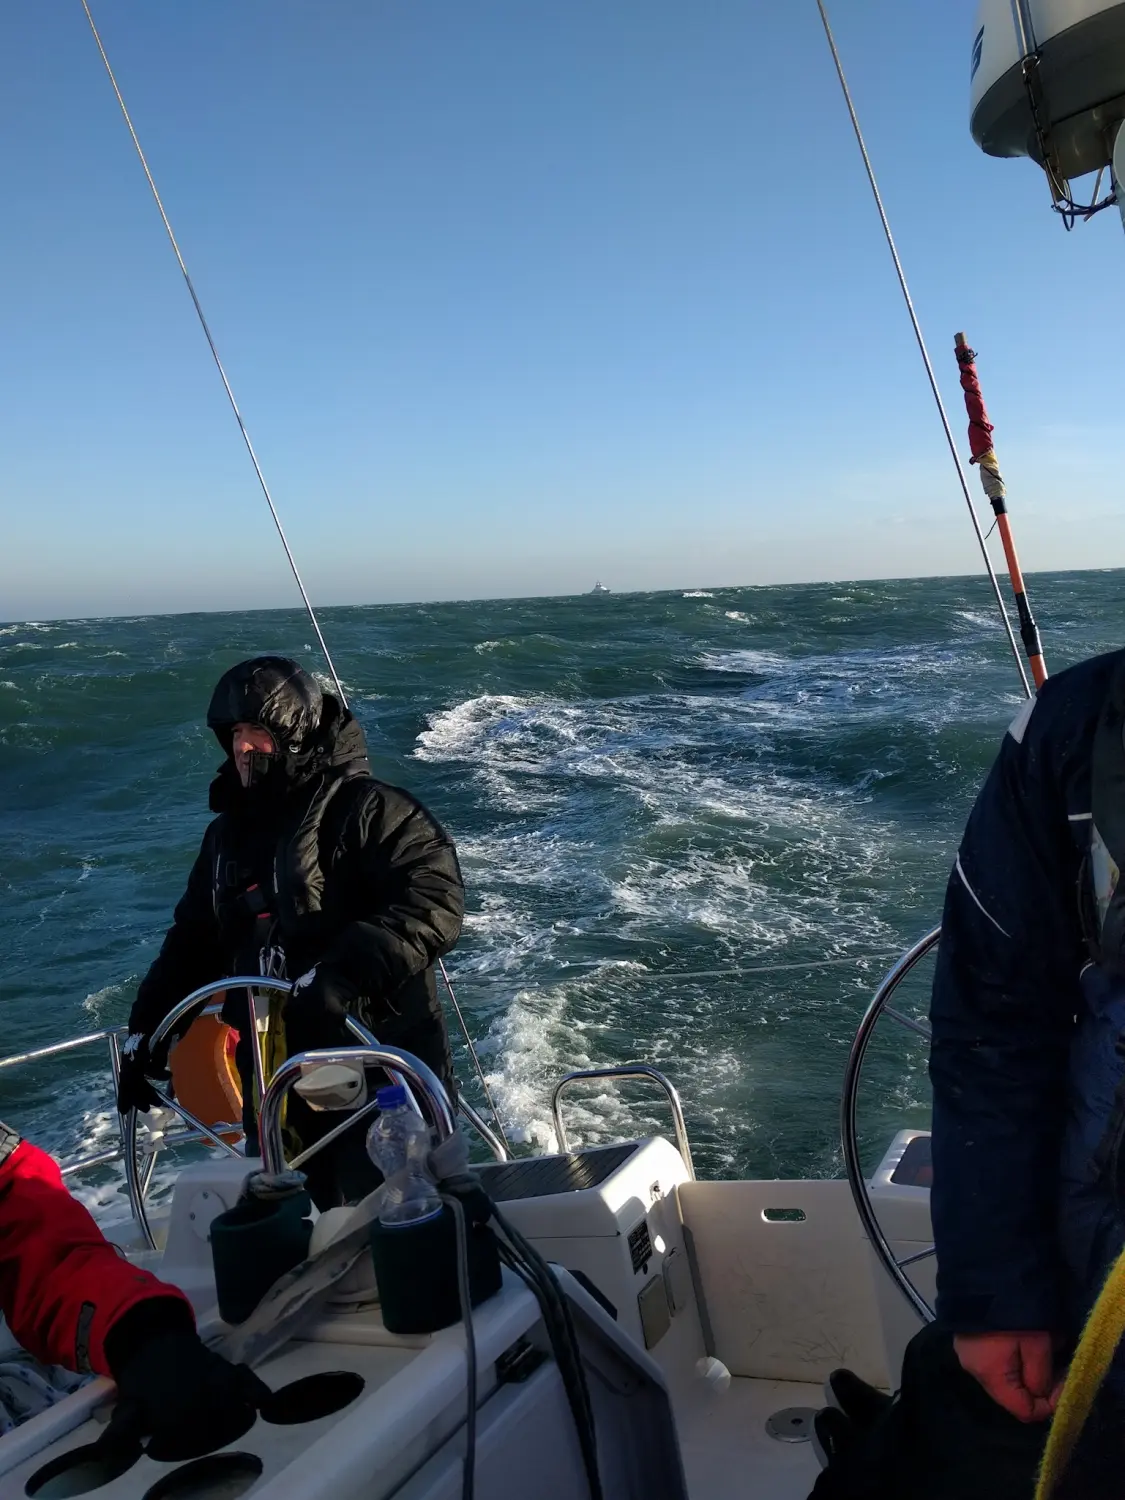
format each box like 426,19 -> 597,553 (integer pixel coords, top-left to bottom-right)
231,722 -> 277,787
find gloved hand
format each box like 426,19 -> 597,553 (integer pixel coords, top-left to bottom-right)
104,1326 -> 271,1462
285,964 -> 360,1055
116,1033 -> 170,1115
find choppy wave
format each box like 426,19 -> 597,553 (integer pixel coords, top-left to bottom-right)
2,572 -> 1122,1199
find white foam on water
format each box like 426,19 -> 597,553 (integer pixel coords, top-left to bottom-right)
697,639 -> 997,733
420,693 -> 719,787
417,694 -> 628,814
4,641 -> 82,651
29,1085 -> 224,1228
312,669 -> 356,698
458,889 -> 574,974
702,647 -> 792,675
416,694 -> 531,761
477,962 -> 773,1169
683,591 -> 714,598
479,971 -> 691,1152
82,979 -> 125,1018
414,678 -> 915,1162
481,985 -> 583,1151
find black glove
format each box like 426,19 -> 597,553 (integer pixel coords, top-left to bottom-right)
285,964 -> 359,1054
103,1322 -> 271,1463
116,1033 -> 170,1115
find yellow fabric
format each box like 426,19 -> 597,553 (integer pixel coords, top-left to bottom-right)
263,991 -> 288,1092
975,448 -> 1007,502
1035,1244 -> 1125,1499
245,989 -> 290,1135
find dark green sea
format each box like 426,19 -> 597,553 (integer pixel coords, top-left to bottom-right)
2,572 -> 1120,1217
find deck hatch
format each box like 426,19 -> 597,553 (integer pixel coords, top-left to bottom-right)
475,1143 -> 640,1203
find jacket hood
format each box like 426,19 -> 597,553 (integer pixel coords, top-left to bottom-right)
206,656 -> 370,813
207,657 -> 324,757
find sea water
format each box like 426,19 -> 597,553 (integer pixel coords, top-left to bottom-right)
1,571 -> 1119,1216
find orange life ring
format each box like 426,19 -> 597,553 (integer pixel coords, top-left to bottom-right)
169,1003 -> 243,1143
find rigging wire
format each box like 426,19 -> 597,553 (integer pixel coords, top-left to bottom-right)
439,958 -> 511,1152
445,952 -> 901,987
78,0 -> 347,707
814,0 -> 1032,699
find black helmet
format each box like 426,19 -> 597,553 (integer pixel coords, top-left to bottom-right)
206,656 -> 324,758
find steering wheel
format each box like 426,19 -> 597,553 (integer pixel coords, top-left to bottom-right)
121,977 -> 399,1248
839,927 -> 940,1323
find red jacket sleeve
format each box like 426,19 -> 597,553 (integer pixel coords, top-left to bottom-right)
0,1126 -> 192,1376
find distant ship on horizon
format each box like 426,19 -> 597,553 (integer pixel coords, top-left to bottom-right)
590,581 -> 610,595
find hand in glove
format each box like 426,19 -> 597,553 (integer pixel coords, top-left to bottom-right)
103,1311 -> 271,1462
115,1033 -> 170,1115
285,964 -> 360,1054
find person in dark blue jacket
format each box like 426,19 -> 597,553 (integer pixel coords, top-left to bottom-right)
810,648 -> 1125,1498
930,647 -> 1125,1421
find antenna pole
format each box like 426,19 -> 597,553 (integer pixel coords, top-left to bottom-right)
953,334 -> 1046,688
78,0 -> 347,707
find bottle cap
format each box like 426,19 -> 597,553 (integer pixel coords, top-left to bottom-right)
375,1084 -> 408,1110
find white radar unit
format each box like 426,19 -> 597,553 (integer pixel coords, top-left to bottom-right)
971,0 -> 1125,216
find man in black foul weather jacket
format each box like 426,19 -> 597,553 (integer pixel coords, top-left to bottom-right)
810,649 -> 1125,1499
117,656 -> 464,1206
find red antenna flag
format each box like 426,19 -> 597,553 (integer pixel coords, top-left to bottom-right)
954,333 -> 1047,688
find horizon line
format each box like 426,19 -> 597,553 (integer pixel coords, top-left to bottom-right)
3,562 -> 1120,629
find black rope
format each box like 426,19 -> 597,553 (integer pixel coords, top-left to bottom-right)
491,1202 -> 604,1500
436,1174 -> 604,1500
441,1191 -> 477,1500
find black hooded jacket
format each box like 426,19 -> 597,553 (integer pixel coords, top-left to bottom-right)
131,658 -> 463,1083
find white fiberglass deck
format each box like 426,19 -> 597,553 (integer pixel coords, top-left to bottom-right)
1,1133 -> 933,1499
677,1377 -> 823,1498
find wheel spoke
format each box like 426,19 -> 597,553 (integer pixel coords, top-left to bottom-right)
897,1244 -> 936,1269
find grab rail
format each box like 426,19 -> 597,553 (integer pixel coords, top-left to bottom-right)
0,1028 -> 124,1070
259,1040 -> 457,1177
551,1064 -> 696,1179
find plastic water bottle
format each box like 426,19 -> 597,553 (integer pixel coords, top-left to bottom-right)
365,1085 -> 442,1227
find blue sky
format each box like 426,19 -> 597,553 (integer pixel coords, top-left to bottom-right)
0,2 -> 1120,619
